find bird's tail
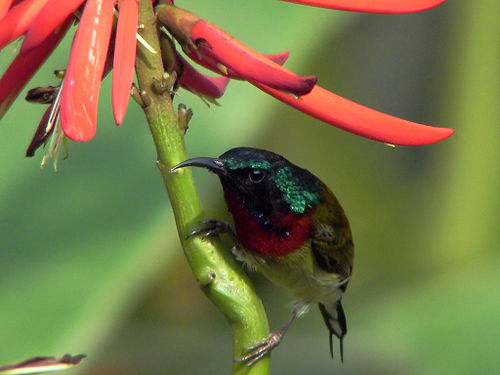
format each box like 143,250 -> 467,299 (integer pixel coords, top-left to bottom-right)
318,299 -> 347,361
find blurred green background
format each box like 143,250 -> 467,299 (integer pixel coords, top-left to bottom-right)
0,0 -> 498,374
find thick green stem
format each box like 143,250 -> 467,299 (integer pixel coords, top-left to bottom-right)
134,2 -> 270,374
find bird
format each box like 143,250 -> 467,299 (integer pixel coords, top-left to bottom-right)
171,147 -> 354,366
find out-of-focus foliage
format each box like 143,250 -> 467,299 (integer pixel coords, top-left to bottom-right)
0,1 -> 498,374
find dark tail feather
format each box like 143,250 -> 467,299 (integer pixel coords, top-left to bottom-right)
318,300 -> 347,362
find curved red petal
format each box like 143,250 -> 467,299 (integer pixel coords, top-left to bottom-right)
177,54 -> 229,99
179,50 -> 287,98
189,21 -> 316,96
21,0 -> 84,54
266,51 -> 290,66
253,82 -> 453,145
0,0 -> 14,20
0,17 -> 72,118
280,0 -> 448,13
112,0 -> 138,125
187,50 -> 290,79
60,0 -> 116,142
0,0 -> 50,50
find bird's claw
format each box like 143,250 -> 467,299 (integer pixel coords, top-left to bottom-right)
187,220 -> 234,240
235,332 -> 283,367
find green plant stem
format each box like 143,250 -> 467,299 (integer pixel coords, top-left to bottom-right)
134,2 -> 270,374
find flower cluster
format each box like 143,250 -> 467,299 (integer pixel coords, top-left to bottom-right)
0,0 -> 452,157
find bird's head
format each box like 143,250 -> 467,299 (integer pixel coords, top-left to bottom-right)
171,147 -> 322,217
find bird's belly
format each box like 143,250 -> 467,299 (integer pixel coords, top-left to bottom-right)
233,243 -> 342,302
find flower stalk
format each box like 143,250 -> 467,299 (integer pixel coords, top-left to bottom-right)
135,1 -> 270,374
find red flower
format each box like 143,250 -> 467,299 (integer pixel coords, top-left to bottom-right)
0,0 -> 452,150
0,0 -> 138,142
157,1 -> 452,145
280,0 -> 448,13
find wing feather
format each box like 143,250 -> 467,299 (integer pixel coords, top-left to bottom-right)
311,184 -> 353,279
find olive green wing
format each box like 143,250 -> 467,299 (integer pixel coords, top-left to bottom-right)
311,185 -> 354,280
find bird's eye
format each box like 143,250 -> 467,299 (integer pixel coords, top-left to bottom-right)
248,170 -> 265,183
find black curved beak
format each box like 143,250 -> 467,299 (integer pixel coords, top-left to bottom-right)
170,157 -> 227,175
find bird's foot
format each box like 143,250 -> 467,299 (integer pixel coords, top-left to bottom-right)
187,220 -> 234,240
235,331 -> 284,367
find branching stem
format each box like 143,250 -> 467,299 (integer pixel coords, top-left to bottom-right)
134,2 -> 270,374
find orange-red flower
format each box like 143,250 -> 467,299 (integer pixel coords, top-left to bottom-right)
0,0 -> 138,143
0,0 -> 452,150
156,0 -> 453,145
280,0 -> 448,13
